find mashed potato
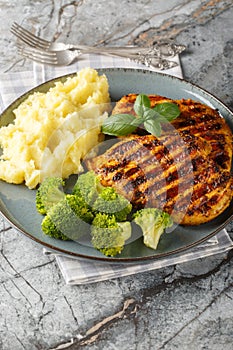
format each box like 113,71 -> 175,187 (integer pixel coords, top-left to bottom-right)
0,68 -> 110,188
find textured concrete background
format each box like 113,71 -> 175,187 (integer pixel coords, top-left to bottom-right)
0,1 -> 233,349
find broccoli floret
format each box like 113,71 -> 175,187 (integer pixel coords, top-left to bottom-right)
91,213 -> 131,257
133,208 -> 173,249
37,171 -> 134,253
93,187 -> 132,221
36,177 -> 65,215
72,171 -> 102,206
66,194 -> 94,224
41,194 -> 94,240
41,214 -> 69,240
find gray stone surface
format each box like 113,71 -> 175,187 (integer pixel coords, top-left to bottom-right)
0,1 -> 233,349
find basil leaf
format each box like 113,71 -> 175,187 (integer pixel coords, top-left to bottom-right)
101,114 -> 141,136
130,116 -> 144,126
143,108 -> 160,121
134,94 -> 151,116
144,118 -> 162,137
102,97 -> 180,138
153,102 -> 180,121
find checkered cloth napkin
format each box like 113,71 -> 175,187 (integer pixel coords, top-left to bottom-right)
0,53 -> 232,284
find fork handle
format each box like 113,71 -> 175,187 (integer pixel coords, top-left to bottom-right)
76,49 -> 178,70
69,45 -> 150,55
67,43 -> 186,58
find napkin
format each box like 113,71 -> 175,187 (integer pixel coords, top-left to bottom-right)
0,52 -> 232,285
0,53 -> 182,107
44,230 -> 232,284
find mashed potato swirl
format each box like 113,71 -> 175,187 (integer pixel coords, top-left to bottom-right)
0,68 -> 110,188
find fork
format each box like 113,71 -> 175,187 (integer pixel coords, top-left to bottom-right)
11,22 -> 186,58
17,43 -> 178,70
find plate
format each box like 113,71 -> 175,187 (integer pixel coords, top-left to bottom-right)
1,68 -> 233,262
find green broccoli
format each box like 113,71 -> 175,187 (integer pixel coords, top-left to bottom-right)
41,194 -> 94,240
72,170 -> 102,206
37,171 -> 134,256
92,187 -> 132,221
133,208 -> 173,250
91,213 -> 131,257
36,177 -> 65,215
41,214 -> 69,240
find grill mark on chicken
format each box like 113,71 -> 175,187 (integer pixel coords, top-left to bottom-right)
86,94 -> 233,225
87,134 -> 195,217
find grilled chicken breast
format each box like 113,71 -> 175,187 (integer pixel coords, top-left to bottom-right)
86,94 -> 233,225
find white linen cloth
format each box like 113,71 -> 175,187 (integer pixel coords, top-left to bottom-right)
43,230 -> 232,285
0,53 -> 232,285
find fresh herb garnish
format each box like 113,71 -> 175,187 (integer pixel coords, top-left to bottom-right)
101,94 -> 180,137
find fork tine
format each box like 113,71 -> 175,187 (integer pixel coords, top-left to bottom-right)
11,22 -> 50,49
19,52 -> 57,65
11,22 -> 49,49
17,44 -> 58,65
16,42 -> 54,56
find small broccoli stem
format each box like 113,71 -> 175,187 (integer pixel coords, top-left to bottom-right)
91,213 -> 132,257
133,208 -> 173,250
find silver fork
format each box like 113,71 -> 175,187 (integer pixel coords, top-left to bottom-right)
11,22 -> 186,58
17,43 -> 178,70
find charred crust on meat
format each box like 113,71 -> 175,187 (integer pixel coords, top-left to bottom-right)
86,94 -> 233,226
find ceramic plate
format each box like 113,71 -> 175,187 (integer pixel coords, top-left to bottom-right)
1,68 -> 233,262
